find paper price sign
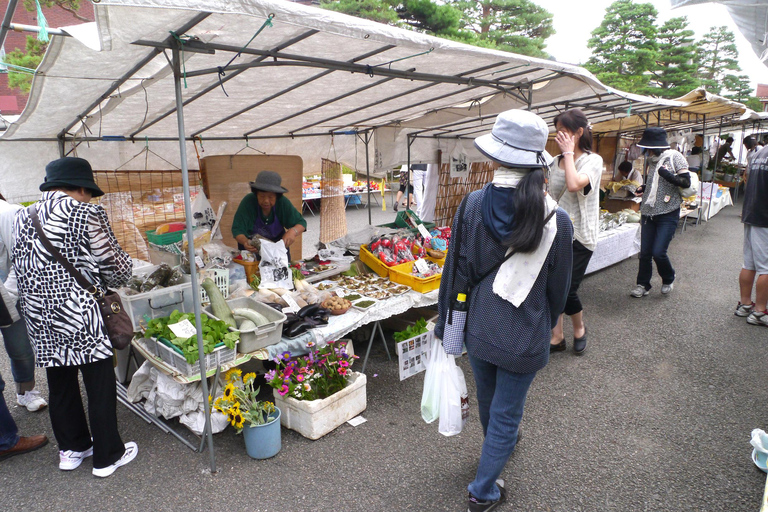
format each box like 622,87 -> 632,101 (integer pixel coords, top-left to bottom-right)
283,294 -> 301,313
168,319 -> 198,339
336,289 -> 346,298
414,258 -> 430,275
416,223 -> 431,239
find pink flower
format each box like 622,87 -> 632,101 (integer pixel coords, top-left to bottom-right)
296,374 -> 305,382
284,366 -> 294,378
338,367 -> 348,376
339,361 -> 349,368
278,385 -> 290,396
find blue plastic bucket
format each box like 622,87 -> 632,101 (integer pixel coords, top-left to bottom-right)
242,408 -> 282,460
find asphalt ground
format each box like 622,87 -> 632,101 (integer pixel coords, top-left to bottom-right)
2,197 -> 767,512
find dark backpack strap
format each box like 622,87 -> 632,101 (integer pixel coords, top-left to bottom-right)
26,204 -> 99,296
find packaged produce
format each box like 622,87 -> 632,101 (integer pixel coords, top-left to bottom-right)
412,260 -> 443,278
142,310 -> 239,364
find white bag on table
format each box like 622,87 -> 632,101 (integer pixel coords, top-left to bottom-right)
259,239 -> 294,290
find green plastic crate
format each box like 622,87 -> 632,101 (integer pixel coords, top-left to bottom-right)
146,228 -> 185,245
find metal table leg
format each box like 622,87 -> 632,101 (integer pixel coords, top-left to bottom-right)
361,321 -> 391,374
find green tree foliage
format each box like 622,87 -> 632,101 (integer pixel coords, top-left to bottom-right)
320,0 -> 400,25
649,16 -> 699,98
696,26 -> 740,94
449,0 -> 555,58
584,0 -> 658,94
23,0 -> 91,22
4,36 -> 46,93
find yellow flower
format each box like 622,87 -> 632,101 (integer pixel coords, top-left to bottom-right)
223,383 -> 235,399
233,411 -> 245,429
225,368 -> 242,383
243,372 -> 257,384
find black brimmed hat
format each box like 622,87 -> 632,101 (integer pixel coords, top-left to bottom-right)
637,127 -> 670,150
39,157 -> 104,197
249,170 -> 288,194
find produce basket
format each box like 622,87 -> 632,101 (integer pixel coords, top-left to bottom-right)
146,229 -> 185,245
141,335 -> 238,377
359,244 -> 393,278
203,297 -> 286,354
389,257 -> 443,293
233,259 -> 259,283
118,265 -> 193,332
198,268 -> 230,304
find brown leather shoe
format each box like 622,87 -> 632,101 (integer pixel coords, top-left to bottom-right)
0,435 -> 49,461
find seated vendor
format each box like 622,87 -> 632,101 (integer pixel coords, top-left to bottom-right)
686,146 -> 703,173
232,170 -> 307,258
617,161 -> 643,185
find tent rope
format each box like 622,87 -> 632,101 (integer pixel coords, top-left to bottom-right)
34,0 -> 49,43
169,31 -> 193,88
216,14 -> 275,97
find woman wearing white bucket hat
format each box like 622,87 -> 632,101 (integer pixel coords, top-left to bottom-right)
435,109 -> 573,512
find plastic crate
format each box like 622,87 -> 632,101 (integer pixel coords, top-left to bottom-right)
233,259 -> 259,283
118,265 -> 193,332
198,268 -> 230,304
142,335 -> 237,377
204,297 -> 286,354
389,257 -> 443,293
146,228 -> 186,245
359,244 -> 393,278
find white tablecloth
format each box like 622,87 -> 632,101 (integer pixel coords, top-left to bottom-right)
693,185 -> 732,221
585,223 -> 641,275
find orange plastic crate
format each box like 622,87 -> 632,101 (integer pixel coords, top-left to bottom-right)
359,244 -> 393,278
389,257 -> 443,293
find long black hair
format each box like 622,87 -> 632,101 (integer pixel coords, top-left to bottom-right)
503,168 -> 547,253
553,109 -> 592,153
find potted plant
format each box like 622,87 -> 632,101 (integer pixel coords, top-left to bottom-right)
213,369 -> 281,459
266,340 -> 367,440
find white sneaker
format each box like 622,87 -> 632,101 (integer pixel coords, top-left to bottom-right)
748,311 -> 768,327
736,302 -> 755,317
92,442 -> 138,478
661,283 -> 674,295
17,390 -> 47,412
630,285 -> 649,298
59,446 -> 94,470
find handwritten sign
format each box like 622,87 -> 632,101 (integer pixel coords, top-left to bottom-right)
168,319 -> 198,339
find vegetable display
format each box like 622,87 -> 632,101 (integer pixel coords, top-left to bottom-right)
393,318 -> 428,342
143,310 -> 239,364
122,263 -> 185,295
202,278 -> 237,329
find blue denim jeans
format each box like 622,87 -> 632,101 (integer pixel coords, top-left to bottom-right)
1,318 -> 36,388
637,209 -> 680,290
467,354 -> 537,501
0,370 -> 19,451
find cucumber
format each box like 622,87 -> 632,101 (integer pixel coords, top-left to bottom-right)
201,278 -> 237,329
232,308 -> 269,327
237,319 -> 257,331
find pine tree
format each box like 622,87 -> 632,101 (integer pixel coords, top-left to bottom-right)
449,0 -> 555,58
649,16 -> 698,98
696,26 -> 740,94
584,0 -> 659,94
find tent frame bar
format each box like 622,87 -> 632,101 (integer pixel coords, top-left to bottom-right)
130,28 -> 321,139
0,0 -> 20,50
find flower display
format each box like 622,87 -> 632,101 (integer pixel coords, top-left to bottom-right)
267,340 -> 358,401
213,368 -> 277,433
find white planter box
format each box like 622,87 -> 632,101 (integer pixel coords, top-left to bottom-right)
273,372 -> 367,440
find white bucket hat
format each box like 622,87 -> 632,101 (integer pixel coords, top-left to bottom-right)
474,109 -> 553,168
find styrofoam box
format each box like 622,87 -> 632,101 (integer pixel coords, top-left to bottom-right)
203,297 -> 286,354
273,371 -> 367,440
118,265 -> 193,332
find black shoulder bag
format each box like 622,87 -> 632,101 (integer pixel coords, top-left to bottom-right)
441,196 -> 556,355
27,205 -> 134,350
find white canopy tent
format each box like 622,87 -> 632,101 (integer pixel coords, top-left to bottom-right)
1,0 -> 733,470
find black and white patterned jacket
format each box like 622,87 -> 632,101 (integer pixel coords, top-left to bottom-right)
12,191 -> 132,367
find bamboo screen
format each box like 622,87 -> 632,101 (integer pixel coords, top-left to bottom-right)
320,158 -> 347,243
434,161 -> 496,227
93,170 -> 202,260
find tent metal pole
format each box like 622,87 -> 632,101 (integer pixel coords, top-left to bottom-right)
707,118 -> 725,223
171,42 -> 217,474
406,134 -> 413,211
0,0 -> 19,50
364,130 -> 372,225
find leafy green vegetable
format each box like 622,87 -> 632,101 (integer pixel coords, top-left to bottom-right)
393,318 -> 428,342
143,310 -> 239,364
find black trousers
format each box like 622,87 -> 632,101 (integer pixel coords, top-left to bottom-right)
564,240 -> 594,316
46,357 -> 125,469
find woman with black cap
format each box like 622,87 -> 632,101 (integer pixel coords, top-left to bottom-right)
231,170 -> 307,258
435,109 -> 573,512
12,157 -> 137,477
631,127 -> 691,298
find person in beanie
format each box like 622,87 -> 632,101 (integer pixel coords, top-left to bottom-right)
12,157 -> 137,477
435,109 -> 573,512
231,170 -> 307,259
631,127 -> 691,297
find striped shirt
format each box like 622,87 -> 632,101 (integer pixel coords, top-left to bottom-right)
549,153 -> 603,251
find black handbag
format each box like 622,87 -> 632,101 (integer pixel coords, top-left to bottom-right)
27,205 -> 134,350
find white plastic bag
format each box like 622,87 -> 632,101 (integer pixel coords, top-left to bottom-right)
420,336 -> 444,424
438,354 -> 468,437
259,239 -> 294,290
191,192 -> 216,231
449,140 -> 469,179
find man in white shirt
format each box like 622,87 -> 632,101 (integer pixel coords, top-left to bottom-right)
617,161 -> 643,186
